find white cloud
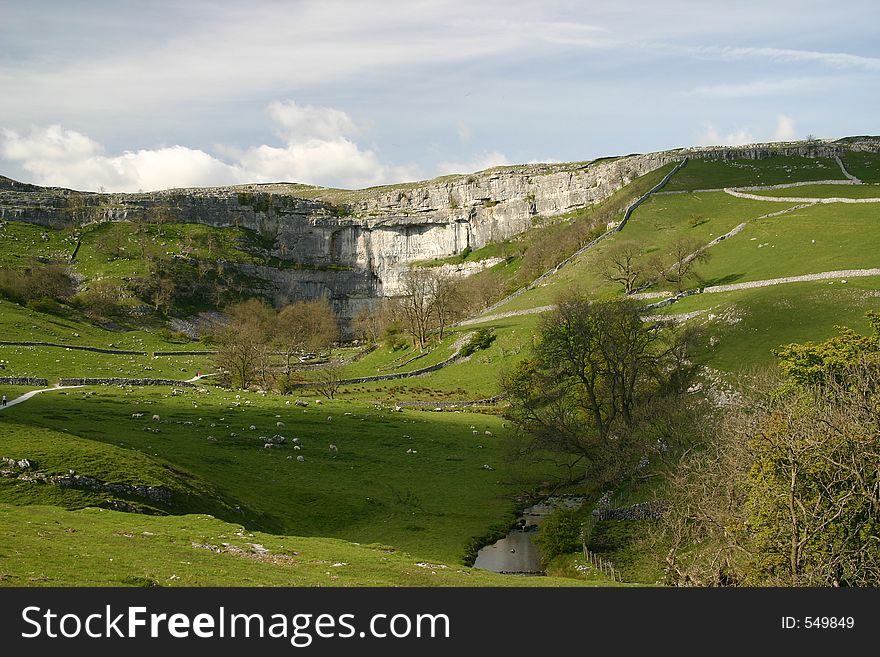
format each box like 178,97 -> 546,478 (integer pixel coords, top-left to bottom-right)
697,114 -> 800,147
0,101 -> 421,192
686,77 -> 822,99
267,100 -> 360,142
694,46 -> 880,71
1,125 -> 245,191
772,114 -> 797,141
436,151 -> 510,176
697,123 -> 756,147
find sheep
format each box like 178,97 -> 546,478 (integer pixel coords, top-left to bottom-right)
484,430 -> 493,437
296,455 -> 305,462
329,444 -> 338,453
276,421 -> 285,428
327,416 -> 332,421
249,424 -> 257,431
152,414 -> 160,421
293,445 -> 301,450
131,413 -> 144,418
472,430 -> 479,435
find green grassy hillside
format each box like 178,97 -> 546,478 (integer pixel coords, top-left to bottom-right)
664,155 -> 844,191
3,146 -> 880,587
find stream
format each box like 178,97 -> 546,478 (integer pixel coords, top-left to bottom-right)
473,495 -> 587,574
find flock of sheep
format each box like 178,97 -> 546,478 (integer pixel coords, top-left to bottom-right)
127,391 -> 502,470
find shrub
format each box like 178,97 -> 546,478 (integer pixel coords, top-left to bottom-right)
460,328 -> 495,357
535,507 -> 584,563
25,297 -> 66,315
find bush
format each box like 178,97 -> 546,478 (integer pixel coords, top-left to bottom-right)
0,264 -> 75,305
460,328 -> 495,357
535,507 -> 584,563
26,297 -> 66,315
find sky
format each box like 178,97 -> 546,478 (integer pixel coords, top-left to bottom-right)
1,0 -> 878,192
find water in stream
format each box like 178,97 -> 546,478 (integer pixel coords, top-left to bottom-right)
473,495 -> 587,574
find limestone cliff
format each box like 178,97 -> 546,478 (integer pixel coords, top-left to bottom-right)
1,137 -> 877,323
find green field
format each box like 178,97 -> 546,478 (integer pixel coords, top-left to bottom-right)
683,277 -> 880,371
747,183 -> 880,198
0,387 -> 573,565
664,156 -> 844,191
488,192 -> 798,313
0,503 -> 602,586
696,202 -> 880,286
841,150 -> 880,183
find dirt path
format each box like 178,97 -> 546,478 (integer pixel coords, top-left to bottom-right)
0,385 -> 84,411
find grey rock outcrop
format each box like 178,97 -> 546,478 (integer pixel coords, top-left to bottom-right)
2,138 -> 877,327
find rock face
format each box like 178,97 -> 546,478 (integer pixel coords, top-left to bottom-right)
2,138 -> 878,325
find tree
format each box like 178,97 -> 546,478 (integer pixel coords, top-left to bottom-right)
502,295 -> 694,486
398,269 -> 436,348
663,237 -> 711,292
747,374 -> 880,586
352,301 -> 391,345
215,299 -> 275,389
428,271 -> 460,341
274,299 -> 339,374
600,240 -> 647,294
311,361 -> 344,400
661,315 -> 880,586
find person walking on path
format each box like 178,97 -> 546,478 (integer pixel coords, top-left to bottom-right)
1,395 -> 6,406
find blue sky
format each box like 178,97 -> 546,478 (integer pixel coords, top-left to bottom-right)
1,0 -> 878,191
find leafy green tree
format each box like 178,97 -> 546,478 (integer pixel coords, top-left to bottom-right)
535,507 -> 585,563
503,295 -> 695,486
774,311 -> 880,388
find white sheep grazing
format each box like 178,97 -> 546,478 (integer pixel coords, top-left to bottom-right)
293,445 -> 301,450
472,430 -> 478,435
249,424 -> 257,431
276,421 -> 285,428
315,399 -> 322,405
329,444 -> 338,453
484,430 -> 493,437
327,416 -> 332,421
152,414 -> 160,421
296,455 -> 305,462
131,413 -> 143,418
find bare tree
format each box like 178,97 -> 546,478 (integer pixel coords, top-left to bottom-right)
600,240 -> 646,294
663,237 -> 711,292
215,299 -> 275,389
398,269 -> 436,349
428,271 -> 460,341
274,299 -> 339,374
311,360 -> 344,399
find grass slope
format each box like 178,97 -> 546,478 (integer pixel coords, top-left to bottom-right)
664,156 -> 844,191
841,151 -> 880,183
748,183 -> 880,198
1,389 -> 565,564
696,202 -> 880,286
0,504 -> 601,587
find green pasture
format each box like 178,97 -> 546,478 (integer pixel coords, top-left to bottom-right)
664,155 -> 844,191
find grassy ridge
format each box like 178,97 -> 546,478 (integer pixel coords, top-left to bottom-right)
490,192 -> 797,312
0,503 -> 600,587
748,183 -> 880,198
842,151 -> 880,183
664,156 -> 844,191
